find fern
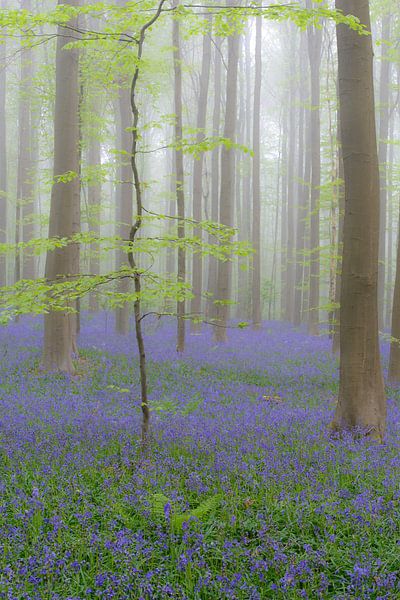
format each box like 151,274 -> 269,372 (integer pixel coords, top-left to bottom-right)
150,492 -> 222,533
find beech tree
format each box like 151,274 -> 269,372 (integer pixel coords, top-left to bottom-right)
332,0 -> 386,439
43,0 -> 81,373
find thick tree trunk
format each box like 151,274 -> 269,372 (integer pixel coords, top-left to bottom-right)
251,16 -> 262,328
214,1 -> 240,342
306,4 -> 322,335
43,0 -> 81,373
190,18 -> 212,332
377,14 -> 391,331
115,87 -> 133,334
0,3 -> 7,287
332,0 -> 386,439
173,6 -> 186,352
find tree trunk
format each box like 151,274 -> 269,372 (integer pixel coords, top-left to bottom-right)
252,16 -> 262,328
214,1 -> 240,342
377,14 -> 391,331
16,0 -> 35,282
0,1 -> 7,287
115,87 -> 133,334
332,0 -> 386,439
293,34 -> 308,326
285,24 -> 296,323
190,17 -> 212,332
206,37 -> 222,321
88,133 -> 101,311
43,0 -> 81,373
388,201 -> 400,383
306,4 -> 322,335
173,5 -> 186,352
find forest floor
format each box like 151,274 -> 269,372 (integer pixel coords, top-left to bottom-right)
1,316 -> 400,599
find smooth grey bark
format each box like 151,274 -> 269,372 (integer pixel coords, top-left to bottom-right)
206,36 -> 222,320
0,2 -> 7,287
173,5 -> 186,352
280,107 -> 288,319
377,14 -> 391,331
214,1 -> 240,342
43,0 -> 81,373
88,133 -> 102,311
332,0 -> 386,439
252,16 -> 262,328
293,35 -> 308,326
16,0 -> 35,282
285,24 -> 296,323
115,87 -> 133,334
190,19 -> 212,332
306,2 -> 322,335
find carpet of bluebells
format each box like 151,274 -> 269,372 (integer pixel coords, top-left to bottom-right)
1,315 -> 400,599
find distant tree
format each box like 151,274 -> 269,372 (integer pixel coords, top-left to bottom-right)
172,1 -> 186,352
0,0 -> 7,287
191,16 -> 212,333
43,0 -> 81,373
306,0 -> 322,336
251,15 -> 262,329
332,0 -> 386,439
214,0 -> 240,342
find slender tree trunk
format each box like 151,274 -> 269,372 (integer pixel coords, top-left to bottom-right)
285,25 -> 296,323
388,200 -> 400,382
306,5 -> 322,335
385,117 -> 394,329
173,5 -> 186,352
280,107 -> 288,319
332,102 -> 344,354
214,1 -> 240,342
252,16 -> 262,328
0,2 -> 7,287
332,0 -> 386,439
207,37 -> 222,320
88,133 -> 101,311
43,0 -> 81,373
190,18 -> 212,332
378,14 -> 391,331
115,87 -> 133,334
16,0 -> 35,282
293,35 -> 307,326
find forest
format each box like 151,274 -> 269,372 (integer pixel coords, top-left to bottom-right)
0,0 -> 399,598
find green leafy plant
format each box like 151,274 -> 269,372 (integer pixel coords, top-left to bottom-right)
150,492 -> 222,532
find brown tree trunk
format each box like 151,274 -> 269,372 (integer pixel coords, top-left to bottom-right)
214,1 -> 240,342
332,0 -> 386,439
306,3 -> 322,335
43,0 -> 81,373
173,5 -> 186,352
190,17 -> 212,332
252,16 -> 262,328
115,87 -> 133,334
0,2 -> 7,287
377,14 -> 391,331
